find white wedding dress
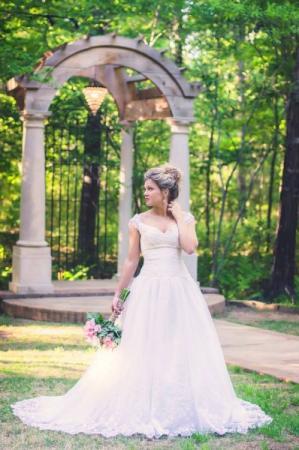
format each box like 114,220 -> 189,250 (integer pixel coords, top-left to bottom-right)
11,211 -> 273,438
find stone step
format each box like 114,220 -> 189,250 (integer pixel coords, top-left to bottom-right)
0,280 -> 219,299
1,293 -> 225,323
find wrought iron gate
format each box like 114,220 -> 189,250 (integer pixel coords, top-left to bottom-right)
45,96 -> 121,280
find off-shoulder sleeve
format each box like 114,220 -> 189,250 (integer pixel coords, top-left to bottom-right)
128,213 -> 140,231
184,211 -> 196,224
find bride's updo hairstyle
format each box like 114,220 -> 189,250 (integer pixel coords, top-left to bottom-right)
144,164 -> 183,202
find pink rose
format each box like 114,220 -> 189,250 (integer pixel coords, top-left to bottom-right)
84,319 -> 101,340
103,336 -> 116,349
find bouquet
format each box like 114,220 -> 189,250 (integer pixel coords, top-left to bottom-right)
83,287 -> 130,350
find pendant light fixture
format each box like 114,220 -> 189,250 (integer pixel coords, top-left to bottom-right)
83,85 -> 108,115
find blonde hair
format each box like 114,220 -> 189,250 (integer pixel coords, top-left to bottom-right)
144,164 -> 183,202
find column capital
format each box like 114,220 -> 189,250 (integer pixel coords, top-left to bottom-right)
119,120 -> 135,130
167,117 -> 194,133
21,110 -> 51,127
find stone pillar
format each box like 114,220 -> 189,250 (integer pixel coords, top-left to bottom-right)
114,123 -> 134,279
168,118 -> 198,282
9,111 -> 54,294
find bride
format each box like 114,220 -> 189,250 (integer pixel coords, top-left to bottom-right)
11,163 -> 273,439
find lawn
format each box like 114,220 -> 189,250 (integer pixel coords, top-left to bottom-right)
216,304 -> 299,337
0,313 -> 298,450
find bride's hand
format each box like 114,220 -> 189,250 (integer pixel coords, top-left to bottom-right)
167,200 -> 183,221
111,294 -> 123,316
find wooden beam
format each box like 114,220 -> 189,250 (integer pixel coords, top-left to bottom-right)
135,87 -> 162,100
125,74 -> 148,83
124,97 -> 170,121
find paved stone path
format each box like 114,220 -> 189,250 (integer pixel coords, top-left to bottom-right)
214,319 -> 299,384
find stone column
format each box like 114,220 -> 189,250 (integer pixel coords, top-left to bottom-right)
169,120 -> 190,209
114,123 -> 134,279
168,118 -> 198,282
9,111 -> 54,294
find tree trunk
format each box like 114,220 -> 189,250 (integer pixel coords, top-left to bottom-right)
205,119 -> 214,247
78,111 -> 102,265
266,92 -> 279,251
265,46 -> 299,303
236,26 -> 247,214
237,58 -> 247,212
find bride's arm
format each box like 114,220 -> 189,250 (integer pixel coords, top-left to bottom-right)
176,215 -> 198,255
168,202 -> 198,254
113,223 -> 141,298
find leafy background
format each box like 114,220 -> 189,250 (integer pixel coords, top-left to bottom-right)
0,0 -> 298,303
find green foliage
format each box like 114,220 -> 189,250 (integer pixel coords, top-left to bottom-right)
0,0 -> 298,301
57,265 -> 89,280
0,263 -> 12,289
52,260 -> 117,281
218,255 -> 267,300
0,94 -> 22,228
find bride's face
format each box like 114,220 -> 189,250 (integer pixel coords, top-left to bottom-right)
144,179 -> 167,207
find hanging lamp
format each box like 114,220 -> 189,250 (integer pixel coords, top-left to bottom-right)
83,86 -> 108,115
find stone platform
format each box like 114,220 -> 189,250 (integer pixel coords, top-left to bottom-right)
0,280 -> 225,323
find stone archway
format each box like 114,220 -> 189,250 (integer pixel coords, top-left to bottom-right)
7,34 -> 200,294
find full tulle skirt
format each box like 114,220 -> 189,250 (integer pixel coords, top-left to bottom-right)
11,268 -> 273,438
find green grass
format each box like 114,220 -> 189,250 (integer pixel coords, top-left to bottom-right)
213,306 -> 299,337
213,315 -> 299,337
0,313 -> 298,450
247,320 -> 299,336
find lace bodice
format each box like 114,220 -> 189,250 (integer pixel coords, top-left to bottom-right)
129,211 -> 195,253
128,211 -> 196,278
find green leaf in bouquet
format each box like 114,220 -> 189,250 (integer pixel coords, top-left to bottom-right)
86,312 -> 105,324
119,287 -> 130,302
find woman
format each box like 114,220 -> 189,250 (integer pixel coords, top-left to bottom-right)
11,164 -> 273,439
